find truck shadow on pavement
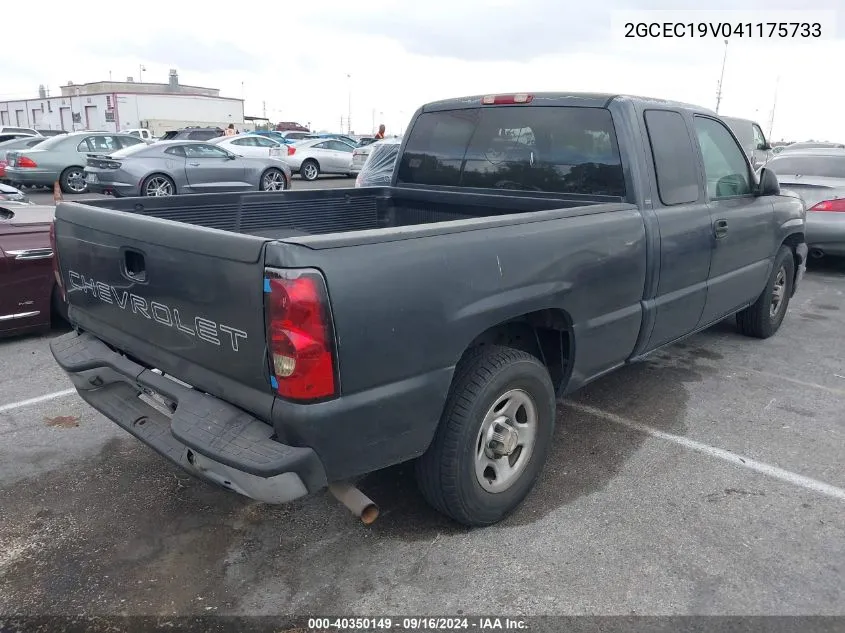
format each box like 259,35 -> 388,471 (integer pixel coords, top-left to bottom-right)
0,334 -> 727,615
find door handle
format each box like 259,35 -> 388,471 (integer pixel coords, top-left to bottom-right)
188,162 -> 200,166
714,219 -> 729,239
8,248 -> 53,260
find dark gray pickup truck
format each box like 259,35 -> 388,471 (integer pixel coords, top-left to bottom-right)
50,92 -> 807,527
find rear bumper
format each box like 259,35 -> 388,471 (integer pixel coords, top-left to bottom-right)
4,167 -> 58,186
49,330 -> 328,503
806,215 -> 845,256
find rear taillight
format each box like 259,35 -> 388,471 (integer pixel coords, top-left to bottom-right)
49,220 -> 65,300
287,146 -> 296,156
809,199 -> 845,212
18,156 -> 37,168
264,268 -> 337,401
481,93 -> 534,105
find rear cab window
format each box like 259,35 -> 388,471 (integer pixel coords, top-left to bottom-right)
643,110 -> 701,205
398,105 -> 625,196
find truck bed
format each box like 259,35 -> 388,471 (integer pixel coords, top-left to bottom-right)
81,186 -> 623,239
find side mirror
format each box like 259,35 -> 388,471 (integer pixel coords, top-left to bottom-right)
227,153 -> 237,160
757,167 -> 780,196
759,142 -> 772,151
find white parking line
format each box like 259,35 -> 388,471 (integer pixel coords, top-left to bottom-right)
0,388 -> 76,414
566,402 -> 845,503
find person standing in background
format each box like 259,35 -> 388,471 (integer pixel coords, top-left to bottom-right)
374,124 -> 385,140
225,123 -> 236,137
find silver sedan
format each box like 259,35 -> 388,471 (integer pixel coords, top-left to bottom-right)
768,150 -> 845,258
82,140 -> 292,197
285,138 -> 356,181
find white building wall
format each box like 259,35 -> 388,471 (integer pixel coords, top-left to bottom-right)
1,92 -> 244,135
116,94 -> 244,132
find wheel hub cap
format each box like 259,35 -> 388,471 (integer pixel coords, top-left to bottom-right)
474,388 -> 538,493
486,419 -> 519,457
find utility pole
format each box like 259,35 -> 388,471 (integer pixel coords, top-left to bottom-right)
263,101 -> 266,118
139,64 -> 146,82
346,73 -> 352,135
715,39 -> 728,114
767,76 -> 780,139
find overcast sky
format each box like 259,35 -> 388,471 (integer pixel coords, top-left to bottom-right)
1,0 -> 843,141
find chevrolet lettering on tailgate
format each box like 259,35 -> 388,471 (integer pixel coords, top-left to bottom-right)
67,270 -> 248,352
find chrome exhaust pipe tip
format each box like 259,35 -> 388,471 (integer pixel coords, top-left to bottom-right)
328,482 -> 379,525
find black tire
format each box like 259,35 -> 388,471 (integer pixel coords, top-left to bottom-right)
141,173 -> 176,197
737,245 -> 795,339
59,166 -> 87,194
300,159 -> 319,181
259,167 -> 288,191
415,345 -> 556,527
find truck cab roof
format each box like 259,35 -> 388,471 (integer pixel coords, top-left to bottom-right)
421,92 -> 716,116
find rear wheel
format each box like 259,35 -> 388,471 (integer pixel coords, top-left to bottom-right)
300,160 -> 319,181
142,174 -> 175,197
59,166 -> 87,194
737,245 -> 795,338
260,168 -> 287,191
415,345 -> 556,526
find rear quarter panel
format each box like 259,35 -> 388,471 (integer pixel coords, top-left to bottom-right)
265,205 -> 647,478
273,206 -> 646,378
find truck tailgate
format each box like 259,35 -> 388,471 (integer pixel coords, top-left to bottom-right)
53,201 -> 274,417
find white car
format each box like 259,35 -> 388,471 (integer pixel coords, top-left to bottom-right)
284,138 -> 356,181
209,134 -> 288,160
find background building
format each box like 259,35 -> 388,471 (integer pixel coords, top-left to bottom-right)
0,70 -> 245,137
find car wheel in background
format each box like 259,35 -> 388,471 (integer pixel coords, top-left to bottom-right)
142,174 -> 176,197
300,160 -> 320,181
59,166 -> 88,194
260,168 -> 288,191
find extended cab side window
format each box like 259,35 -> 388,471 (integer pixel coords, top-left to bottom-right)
694,117 -> 752,198
643,109 -> 700,205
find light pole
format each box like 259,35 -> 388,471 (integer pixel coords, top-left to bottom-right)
139,64 -> 146,82
715,39 -> 728,114
767,76 -> 780,139
346,74 -> 352,134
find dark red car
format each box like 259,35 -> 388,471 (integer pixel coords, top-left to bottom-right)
0,203 -> 66,337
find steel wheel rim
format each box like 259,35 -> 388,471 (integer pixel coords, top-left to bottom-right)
263,170 -> 285,191
474,388 -> 538,493
304,163 -> 317,180
145,177 -> 173,196
66,169 -> 86,193
770,266 -> 786,318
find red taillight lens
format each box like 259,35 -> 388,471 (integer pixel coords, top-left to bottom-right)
481,93 -> 534,105
264,268 -> 336,401
18,156 -> 37,168
809,199 -> 845,212
49,220 -> 65,300
287,146 -> 296,156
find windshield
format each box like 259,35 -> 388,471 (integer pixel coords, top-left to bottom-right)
29,135 -> 70,151
769,155 -> 845,178
111,143 -> 152,159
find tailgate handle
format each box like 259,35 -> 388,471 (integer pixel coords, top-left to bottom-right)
122,249 -> 146,282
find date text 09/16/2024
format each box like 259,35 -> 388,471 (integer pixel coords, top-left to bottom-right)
307,617 -> 528,631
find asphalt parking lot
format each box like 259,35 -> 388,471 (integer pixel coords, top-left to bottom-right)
0,189 -> 843,615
